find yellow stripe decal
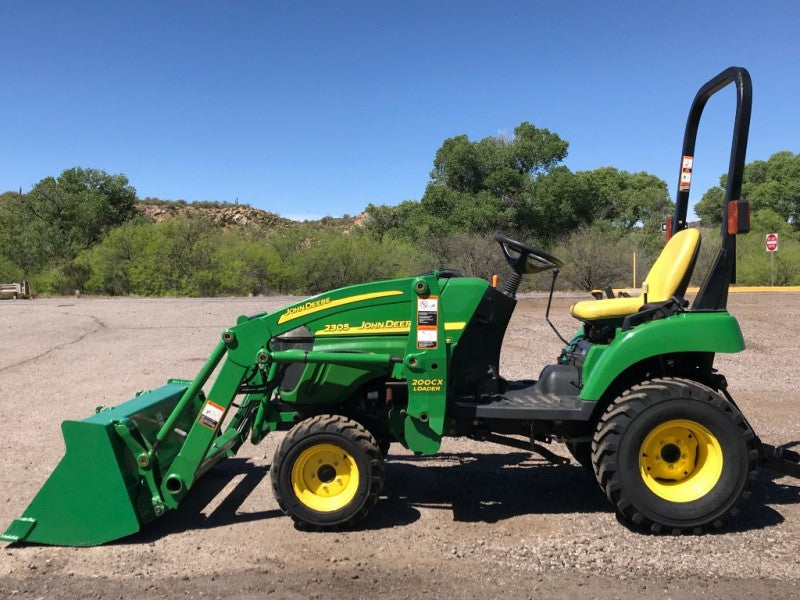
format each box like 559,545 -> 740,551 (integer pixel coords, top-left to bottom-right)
277,291 -> 404,324
315,325 -> 411,336
314,321 -> 467,336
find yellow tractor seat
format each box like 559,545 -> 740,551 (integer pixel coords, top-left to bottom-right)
570,228 -> 701,322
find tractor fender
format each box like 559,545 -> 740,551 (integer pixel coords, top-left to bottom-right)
579,311 -> 745,402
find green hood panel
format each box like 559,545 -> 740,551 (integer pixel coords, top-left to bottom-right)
579,311 -> 745,401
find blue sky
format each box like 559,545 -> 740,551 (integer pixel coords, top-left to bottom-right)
1,2 -> 798,221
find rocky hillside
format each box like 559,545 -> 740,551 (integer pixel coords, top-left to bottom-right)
136,199 -> 292,228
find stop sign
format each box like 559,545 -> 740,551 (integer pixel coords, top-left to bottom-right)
766,233 -> 779,252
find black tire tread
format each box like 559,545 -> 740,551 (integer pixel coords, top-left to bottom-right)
271,414 -> 385,530
590,377 -> 758,533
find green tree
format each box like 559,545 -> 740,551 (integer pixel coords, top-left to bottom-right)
0,168 -> 139,276
373,124 -> 670,247
430,122 -> 568,197
0,254 -> 23,282
72,218 -> 289,297
695,187 -> 725,226
517,167 -> 600,242
695,151 -> 800,227
582,167 -> 673,229
420,187 -> 513,233
423,122 -> 569,231
363,200 -> 426,242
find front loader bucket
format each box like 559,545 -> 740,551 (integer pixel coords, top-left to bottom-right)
2,381 -> 199,546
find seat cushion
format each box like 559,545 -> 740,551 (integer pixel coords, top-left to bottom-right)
570,296 -> 643,321
569,229 -> 701,322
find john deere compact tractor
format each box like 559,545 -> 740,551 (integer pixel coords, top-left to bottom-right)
4,66 -> 800,546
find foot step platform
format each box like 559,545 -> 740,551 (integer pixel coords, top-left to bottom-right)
452,380 -> 595,421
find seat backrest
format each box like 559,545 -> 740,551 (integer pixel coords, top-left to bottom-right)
644,228 -> 701,302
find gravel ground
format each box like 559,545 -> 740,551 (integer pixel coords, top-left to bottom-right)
1,294 -> 799,599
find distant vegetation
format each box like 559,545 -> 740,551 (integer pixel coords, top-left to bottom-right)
1,130 -> 798,296
139,197 -> 252,210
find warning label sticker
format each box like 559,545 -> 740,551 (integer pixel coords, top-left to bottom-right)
417,296 -> 439,349
417,298 -> 438,325
198,400 -> 225,430
679,155 -> 694,192
417,328 -> 438,349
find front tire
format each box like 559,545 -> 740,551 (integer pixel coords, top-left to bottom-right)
591,378 -> 758,533
271,414 -> 384,529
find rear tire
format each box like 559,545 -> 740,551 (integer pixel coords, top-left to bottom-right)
591,377 -> 757,533
271,414 -> 384,529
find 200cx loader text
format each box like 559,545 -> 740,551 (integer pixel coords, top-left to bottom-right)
4,66 -> 800,546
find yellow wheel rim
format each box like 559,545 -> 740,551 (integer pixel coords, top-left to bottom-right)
291,443 -> 360,512
639,419 -> 723,503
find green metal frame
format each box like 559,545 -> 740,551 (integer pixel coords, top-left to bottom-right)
1,264 -> 751,547
579,311 -> 745,401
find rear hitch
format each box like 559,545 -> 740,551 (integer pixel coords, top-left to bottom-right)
759,442 -> 800,479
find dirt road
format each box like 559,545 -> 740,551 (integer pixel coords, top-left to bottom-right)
1,295 -> 799,599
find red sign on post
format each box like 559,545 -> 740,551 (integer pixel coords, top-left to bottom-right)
766,233 -> 779,252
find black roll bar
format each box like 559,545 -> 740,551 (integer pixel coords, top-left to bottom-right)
672,67 -> 752,311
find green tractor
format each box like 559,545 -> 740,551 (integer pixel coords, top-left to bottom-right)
4,66 -> 799,546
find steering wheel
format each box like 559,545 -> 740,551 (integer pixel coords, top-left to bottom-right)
493,234 -> 563,274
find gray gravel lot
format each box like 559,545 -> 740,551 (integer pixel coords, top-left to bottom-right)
1,295 -> 799,599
